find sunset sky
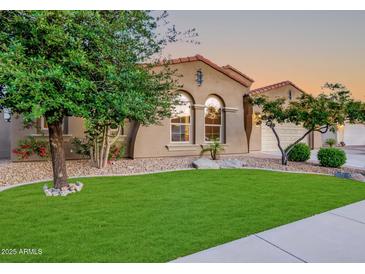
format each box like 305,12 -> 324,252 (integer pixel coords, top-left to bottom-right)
162,11 -> 365,100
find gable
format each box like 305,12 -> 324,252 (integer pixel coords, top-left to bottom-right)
156,54 -> 253,88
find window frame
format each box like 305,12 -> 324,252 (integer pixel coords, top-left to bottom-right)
40,117 -> 48,130
40,117 -> 68,134
170,93 -> 193,144
204,96 -> 224,143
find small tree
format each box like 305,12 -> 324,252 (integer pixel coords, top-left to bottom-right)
0,11 -> 197,187
252,83 -> 365,165
86,63 -> 179,168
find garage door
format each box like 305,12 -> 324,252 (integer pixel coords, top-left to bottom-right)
261,123 -> 309,152
344,124 -> 365,146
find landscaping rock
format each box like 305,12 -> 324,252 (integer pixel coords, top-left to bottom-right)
334,171 -> 352,179
217,159 -> 245,169
192,158 -> 220,169
334,171 -> 365,182
43,184 -> 53,196
75,181 -> 84,191
350,173 -> 365,183
43,182 -> 84,197
2,156 -> 365,188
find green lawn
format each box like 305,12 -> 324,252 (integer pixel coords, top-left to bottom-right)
1,169 -> 365,262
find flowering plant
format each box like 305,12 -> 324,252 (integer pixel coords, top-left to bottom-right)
108,144 -> 125,162
12,137 -> 49,160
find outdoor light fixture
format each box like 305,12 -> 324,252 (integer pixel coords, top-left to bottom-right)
253,113 -> 262,126
196,69 -> 203,86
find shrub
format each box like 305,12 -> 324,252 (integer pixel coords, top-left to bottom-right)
201,138 -> 224,160
108,144 -> 125,161
287,143 -> 311,162
317,147 -> 347,168
71,137 -> 91,156
325,138 -> 336,147
12,137 -> 49,160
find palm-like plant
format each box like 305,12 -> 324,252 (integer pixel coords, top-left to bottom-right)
325,138 -> 336,147
201,138 -> 224,160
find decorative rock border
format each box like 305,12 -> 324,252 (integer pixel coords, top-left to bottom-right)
1,155 -> 365,192
43,182 -> 84,197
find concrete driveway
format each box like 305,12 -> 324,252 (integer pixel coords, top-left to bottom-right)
258,146 -> 365,170
172,200 -> 365,263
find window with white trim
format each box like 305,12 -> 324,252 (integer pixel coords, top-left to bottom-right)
171,93 -> 192,143
40,117 -> 49,130
205,96 -> 223,142
40,117 -> 68,133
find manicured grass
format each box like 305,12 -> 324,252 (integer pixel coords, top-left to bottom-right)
1,169 -> 365,262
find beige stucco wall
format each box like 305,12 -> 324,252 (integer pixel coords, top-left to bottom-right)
9,116 -> 86,161
249,85 -> 306,151
131,60 -> 249,158
0,112 -> 11,159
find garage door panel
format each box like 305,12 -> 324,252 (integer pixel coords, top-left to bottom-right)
262,123 -> 308,152
344,124 -> 365,146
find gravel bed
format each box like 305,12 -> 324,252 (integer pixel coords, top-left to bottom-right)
0,155 -> 364,187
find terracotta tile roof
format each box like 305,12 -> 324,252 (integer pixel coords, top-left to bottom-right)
222,65 -> 254,83
157,54 -> 253,88
249,80 -> 306,95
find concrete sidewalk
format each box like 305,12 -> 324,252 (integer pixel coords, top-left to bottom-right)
171,200 -> 365,263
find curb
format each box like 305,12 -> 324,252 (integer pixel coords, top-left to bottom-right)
0,168 -> 195,192
0,166 -> 338,193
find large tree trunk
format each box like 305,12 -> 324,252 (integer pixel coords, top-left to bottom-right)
48,119 -> 68,189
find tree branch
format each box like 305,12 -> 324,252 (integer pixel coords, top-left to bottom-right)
286,128 -> 314,154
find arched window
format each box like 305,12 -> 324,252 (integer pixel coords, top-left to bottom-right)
171,92 -> 193,143
205,96 -> 223,142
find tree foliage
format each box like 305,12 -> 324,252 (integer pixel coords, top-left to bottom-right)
0,11 -> 197,186
252,83 -> 365,165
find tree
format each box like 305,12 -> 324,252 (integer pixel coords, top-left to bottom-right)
0,11 -> 197,187
86,63 -> 179,168
252,83 -> 365,165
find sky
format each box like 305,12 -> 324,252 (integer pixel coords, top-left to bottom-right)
161,11 -> 365,100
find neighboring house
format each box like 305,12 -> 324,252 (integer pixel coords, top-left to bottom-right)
322,123 -> 365,146
247,81 -> 322,152
0,54 -> 323,161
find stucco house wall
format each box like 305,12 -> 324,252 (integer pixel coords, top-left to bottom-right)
9,116 -> 86,161
131,59 -> 251,158
0,112 -> 10,159
1,55 -> 325,161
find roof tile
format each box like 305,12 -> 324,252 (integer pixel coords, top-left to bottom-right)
250,81 -> 305,95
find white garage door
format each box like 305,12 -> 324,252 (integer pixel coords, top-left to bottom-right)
262,123 -> 309,152
344,124 -> 365,146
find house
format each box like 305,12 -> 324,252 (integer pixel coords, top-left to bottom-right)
247,81 -> 322,152
322,123 -> 365,146
0,54 -> 322,161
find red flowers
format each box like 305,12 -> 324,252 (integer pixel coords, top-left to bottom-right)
12,148 -> 32,160
12,137 -> 49,160
107,145 -> 125,164
38,147 -> 47,157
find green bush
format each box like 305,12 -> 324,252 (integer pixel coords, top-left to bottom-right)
317,147 -> 347,168
287,143 -> 311,162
